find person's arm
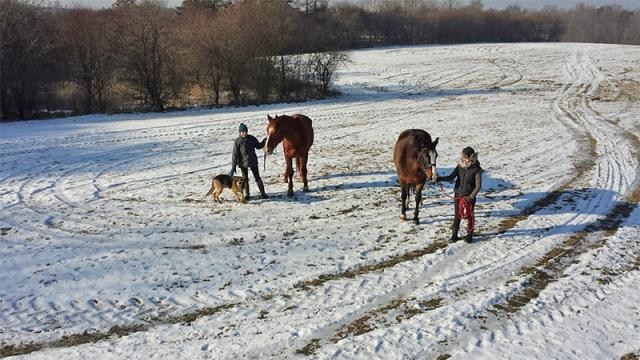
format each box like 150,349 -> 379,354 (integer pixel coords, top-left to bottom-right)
253,135 -> 266,150
230,140 -> 238,175
468,171 -> 482,200
438,166 -> 458,182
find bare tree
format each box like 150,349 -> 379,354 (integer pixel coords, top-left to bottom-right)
177,0 -> 230,14
60,9 -> 114,113
214,6 -> 249,104
308,51 -> 349,95
443,0 -> 459,10
113,0 -> 136,8
255,0 -> 301,101
113,1 -> 183,111
0,0 -> 59,120
180,11 -> 226,106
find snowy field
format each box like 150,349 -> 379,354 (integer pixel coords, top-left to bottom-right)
1,43 -> 639,359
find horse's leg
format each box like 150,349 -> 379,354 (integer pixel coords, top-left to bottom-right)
286,156 -> 294,197
284,154 -> 292,183
302,154 -> 309,192
400,182 -> 407,221
296,157 -> 303,182
414,182 -> 424,224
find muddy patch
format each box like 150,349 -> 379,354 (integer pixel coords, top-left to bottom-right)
297,297 -> 443,355
0,304 -> 236,358
294,241 -> 448,291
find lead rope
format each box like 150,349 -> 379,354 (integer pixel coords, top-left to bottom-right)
438,183 -> 475,234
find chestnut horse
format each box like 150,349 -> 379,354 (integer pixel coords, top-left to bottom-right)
264,114 -> 314,196
393,129 -> 439,224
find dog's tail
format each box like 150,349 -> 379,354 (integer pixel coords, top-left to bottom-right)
203,181 -> 215,199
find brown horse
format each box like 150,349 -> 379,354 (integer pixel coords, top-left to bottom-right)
264,114 -> 314,196
393,129 -> 439,224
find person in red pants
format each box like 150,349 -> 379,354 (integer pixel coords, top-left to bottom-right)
438,147 -> 482,243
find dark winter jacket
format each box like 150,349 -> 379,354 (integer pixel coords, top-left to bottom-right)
439,161 -> 483,198
231,135 -> 266,170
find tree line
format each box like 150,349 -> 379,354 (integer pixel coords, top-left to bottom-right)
1,0 -> 638,121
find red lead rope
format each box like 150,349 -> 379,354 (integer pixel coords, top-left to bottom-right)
438,183 -> 475,234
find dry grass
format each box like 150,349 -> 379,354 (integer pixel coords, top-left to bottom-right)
593,79 -> 640,102
296,339 -> 321,356
621,353 -> 640,360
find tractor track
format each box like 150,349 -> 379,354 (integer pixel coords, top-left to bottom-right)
297,46 -> 640,358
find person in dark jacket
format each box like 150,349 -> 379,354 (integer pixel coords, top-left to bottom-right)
438,146 -> 482,243
229,123 -> 268,200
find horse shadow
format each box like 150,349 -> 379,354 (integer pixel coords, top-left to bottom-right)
312,169 -> 396,182
269,169 -> 396,195
302,167 -> 515,198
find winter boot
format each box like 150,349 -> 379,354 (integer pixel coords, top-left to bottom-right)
244,182 -> 250,202
256,178 -> 268,199
465,232 -> 473,243
450,218 -> 460,242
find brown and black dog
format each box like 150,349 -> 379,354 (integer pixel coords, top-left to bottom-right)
204,175 -> 246,204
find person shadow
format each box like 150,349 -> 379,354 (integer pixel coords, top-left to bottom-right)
478,187 -> 634,240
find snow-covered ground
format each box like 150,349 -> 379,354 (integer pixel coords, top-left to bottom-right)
1,43 -> 639,359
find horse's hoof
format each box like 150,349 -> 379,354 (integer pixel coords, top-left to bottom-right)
287,190 -> 294,197
400,215 -> 406,221
413,218 -> 420,225
303,186 -> 310,192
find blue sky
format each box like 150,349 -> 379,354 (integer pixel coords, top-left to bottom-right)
56,0 -> 640,10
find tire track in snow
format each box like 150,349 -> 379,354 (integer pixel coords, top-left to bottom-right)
489,47 -> 640,315
1,43 -> 636,358
306,45 -> 637,359
0,45 -> 510,355
427,46 -> 640,359
291,46 -> 597,356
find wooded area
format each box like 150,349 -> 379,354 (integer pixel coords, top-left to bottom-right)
1,0 -> 638,121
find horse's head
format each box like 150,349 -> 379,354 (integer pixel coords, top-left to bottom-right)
420,137 -> 439,182
264,115 -> 285,155
263,115 -> 285,170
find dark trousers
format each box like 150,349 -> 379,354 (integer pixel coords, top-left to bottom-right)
240,166 -> 266,198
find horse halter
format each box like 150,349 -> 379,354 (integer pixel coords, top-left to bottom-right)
419,148 -> 437,181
